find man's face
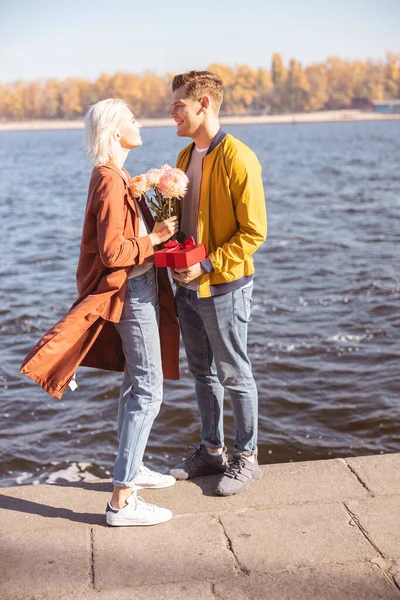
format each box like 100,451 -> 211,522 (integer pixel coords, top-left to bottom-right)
170,85 -> 204,138
118,107 -> 142,149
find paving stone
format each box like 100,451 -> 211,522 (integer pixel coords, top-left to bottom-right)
0,528 -> 91,600
214,563 -> 400,600
385,559 -> 400,591
346,496 -> 400,558
220,502 -> 377,572
346,453 -> 400,495
0,482 -> 109,533
141,458 -> 367,516
93,513 -> 236,589
393,568 -> 400,590
60,581 -> 214,600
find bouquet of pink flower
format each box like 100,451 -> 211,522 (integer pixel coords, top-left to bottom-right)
129,164 -> 189,223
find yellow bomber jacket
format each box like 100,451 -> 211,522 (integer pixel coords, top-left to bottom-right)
176,130 -> 267,298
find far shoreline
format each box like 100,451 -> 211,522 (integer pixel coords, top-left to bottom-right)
1,110 -> 400,132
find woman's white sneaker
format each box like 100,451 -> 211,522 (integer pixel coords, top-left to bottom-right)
106,492 -> 172,526
134,463 -> 176,489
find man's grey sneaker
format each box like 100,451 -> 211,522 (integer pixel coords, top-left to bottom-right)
215,456 -> 262,496
169,444 -> 228,480
106,492 -> 172,526
134,463 -> 176,489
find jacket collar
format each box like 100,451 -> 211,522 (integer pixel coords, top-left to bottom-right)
185,128 -> 227,167
102,160 -> 131,185
206,128 -> 227,156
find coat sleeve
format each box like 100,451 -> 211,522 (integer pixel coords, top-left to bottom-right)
207,151 -> 267,273
95,173 -> 154,268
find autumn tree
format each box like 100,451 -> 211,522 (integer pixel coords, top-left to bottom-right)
254,68 -> 273,113
306,63 -> 328,111
325,57 -> 354,109
271,53 -> 286,112
385,52 -> 400,99
284,59 -> 310,112
42,79 -> 62,118
225,65 -> 258,114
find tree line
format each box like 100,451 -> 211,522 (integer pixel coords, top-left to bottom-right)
1,52 -> 399,120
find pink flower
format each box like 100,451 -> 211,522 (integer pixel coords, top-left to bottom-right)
145,168 -> 164,188
158,168 -> 189,199
129,174 -> 150,198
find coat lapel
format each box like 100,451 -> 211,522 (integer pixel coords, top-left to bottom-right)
102,162 -> 137,213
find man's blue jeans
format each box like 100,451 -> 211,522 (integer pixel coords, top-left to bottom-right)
113,267 -> 162,487
175,283 -> 258,456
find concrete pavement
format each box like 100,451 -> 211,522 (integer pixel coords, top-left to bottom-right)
1,452 -> 399,599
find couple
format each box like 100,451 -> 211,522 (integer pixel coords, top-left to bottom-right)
20,70 -> 267,527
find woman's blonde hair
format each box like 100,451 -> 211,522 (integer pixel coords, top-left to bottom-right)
84,98 -> 130,167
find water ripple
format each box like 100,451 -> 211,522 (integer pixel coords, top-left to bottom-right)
1,121 -> 399,487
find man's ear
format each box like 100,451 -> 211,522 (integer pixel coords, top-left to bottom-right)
200,96 -> 210,110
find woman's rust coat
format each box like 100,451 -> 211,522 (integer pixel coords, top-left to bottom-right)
20,162 -> 180,399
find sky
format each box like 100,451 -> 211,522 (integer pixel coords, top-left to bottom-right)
0,0 -> 399,82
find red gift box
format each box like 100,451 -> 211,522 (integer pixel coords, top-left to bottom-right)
154,237 -> 207,268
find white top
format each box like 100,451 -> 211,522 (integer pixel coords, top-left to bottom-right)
128,199 -> 153,279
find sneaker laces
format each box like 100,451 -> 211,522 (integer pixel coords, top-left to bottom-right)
138,463 -> 160,479
184,444 -> 203,464
224,456 -> 249,480
128,492 -> 159,512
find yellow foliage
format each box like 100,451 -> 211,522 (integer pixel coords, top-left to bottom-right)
1,54 -> 399,120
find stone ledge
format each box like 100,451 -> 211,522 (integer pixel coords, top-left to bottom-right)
0,453 -> 399,600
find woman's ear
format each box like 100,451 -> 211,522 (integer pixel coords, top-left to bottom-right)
113,128 -> 121,141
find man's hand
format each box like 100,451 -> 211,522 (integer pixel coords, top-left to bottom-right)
172,262 -> 203,283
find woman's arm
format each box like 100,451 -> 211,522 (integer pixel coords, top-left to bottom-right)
95,173 -> 154,268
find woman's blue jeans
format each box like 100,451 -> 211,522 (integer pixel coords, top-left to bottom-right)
113,267 -> 162,487
175,283 -> 258,456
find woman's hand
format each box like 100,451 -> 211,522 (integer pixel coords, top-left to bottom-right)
149,216 -> 179,246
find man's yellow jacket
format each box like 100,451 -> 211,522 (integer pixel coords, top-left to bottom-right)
176,130 -> 267,298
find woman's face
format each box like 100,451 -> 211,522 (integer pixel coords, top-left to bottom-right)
118,108 -> 142,149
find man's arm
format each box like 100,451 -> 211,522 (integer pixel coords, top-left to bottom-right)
207,151 -> 267,274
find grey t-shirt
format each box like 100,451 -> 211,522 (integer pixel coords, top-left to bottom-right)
180,145 -> 208,290
180,145 -> 208,241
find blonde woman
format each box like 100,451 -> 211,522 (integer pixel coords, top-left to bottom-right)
21,99 -> 180,525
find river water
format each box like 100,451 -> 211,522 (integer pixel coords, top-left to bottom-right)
1,120 -> 399,487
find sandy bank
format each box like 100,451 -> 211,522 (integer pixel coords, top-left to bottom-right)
1,110 -> 399,132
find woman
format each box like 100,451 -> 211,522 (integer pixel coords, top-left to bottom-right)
20,99 -> 180,526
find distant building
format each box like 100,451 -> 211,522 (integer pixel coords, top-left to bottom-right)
352,97 -> 372,110
372,100 -> 400,114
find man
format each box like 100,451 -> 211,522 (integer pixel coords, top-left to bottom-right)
168,70 -> 267,496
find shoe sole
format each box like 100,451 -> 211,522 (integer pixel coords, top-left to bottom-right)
106,514 -> 172,526
169,467 -> 227,481
168,470 -> 189,481
135,480 -> 176,489
215,470 -> 262,497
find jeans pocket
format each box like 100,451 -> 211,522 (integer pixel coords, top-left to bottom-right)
234,285 -> 253,323
121,273 -> 151,320
127,274 -> 148,294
